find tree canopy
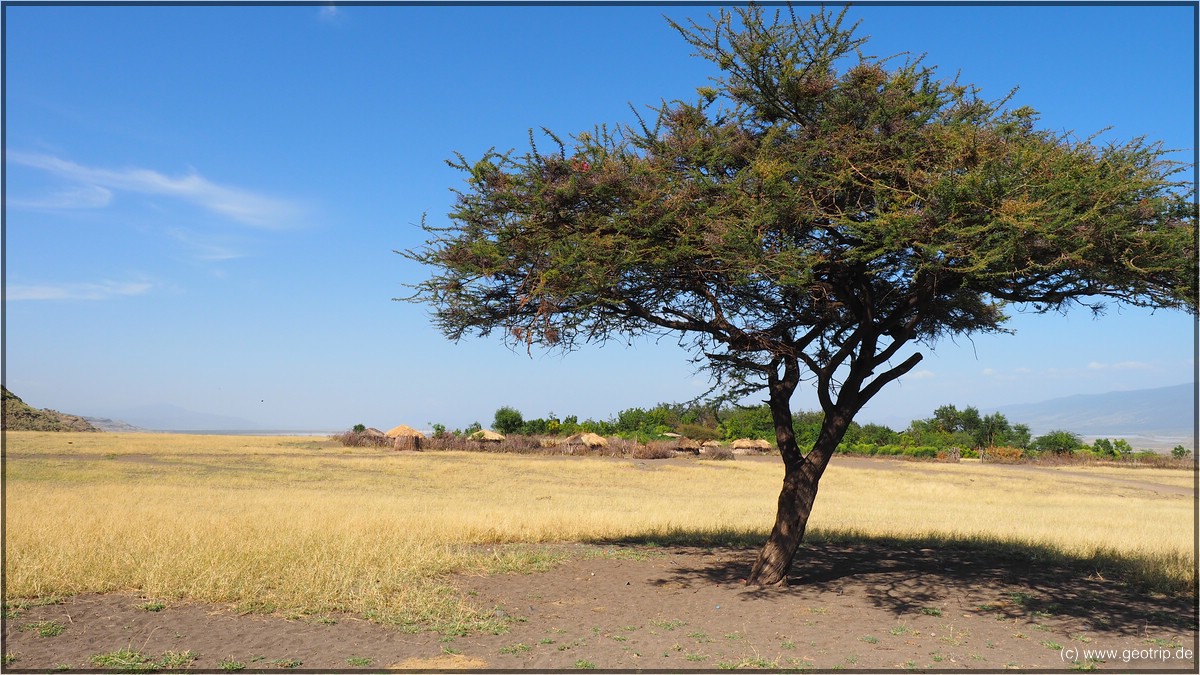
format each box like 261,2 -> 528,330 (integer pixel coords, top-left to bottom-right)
403,5 -> 1196,585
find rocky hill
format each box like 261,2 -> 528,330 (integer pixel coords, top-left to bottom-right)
2,387 -> 101,432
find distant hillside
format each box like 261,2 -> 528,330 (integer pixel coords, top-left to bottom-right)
996,383 -> 1194,440
3,387 -> 101,432
88,403 -> 263,432
82,416 -> 147,433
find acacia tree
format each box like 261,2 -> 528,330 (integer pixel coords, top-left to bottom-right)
403,6 -> 1196,585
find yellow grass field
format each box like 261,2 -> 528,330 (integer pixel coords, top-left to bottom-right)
4,431 -> 1194,630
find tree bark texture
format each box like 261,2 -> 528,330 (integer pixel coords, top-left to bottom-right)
747,409 -> 853,586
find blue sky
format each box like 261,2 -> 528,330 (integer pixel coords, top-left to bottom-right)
4,2 -> 1195,432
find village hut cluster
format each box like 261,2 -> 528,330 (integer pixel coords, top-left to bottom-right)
366,422 -> 774,458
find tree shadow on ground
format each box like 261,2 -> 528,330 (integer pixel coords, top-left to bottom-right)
590,532 -> 1196,635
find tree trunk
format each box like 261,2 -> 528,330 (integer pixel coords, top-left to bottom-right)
746,462 -> 821,586
747,409 -> 853,586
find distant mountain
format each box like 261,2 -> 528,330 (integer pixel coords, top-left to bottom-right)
91,404 -> 263,432
81,416 -> 147,433
3,387 -> 101,432
995,383 -> 1194,440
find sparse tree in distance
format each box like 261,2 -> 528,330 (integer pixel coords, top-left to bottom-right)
403,5 -> 1196,585
1031,430 -> 1085,455
492,406 -> 525,435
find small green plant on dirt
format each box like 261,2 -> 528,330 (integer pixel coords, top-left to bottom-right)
611,635 -> 627,642
574,659 -> 597,669
1008,592 -> 1034,606
718,656 -> 778,669
90,648 -> 197,671
271,658 -> 302,668
90,649 -> 151,671
622,624 -> 639,632
220,657 -> 246,671
651,618 -> 686,630
890,624 -> 914,636
346,656 -> 373,667
930,651 -> 946,662
499,643 -> 531,655
23,620 -> 66,637
136,601 -> 166,612
442,646 -> 462,655
539,638 -> 555,645
1145,637 -> 1183,649
3,654 -> 16,666
1042,640 -> 1063,650
782,640 -> 797,649
941,624 -> 969,646
1070,633 -> 1092,643
724,631 -> 744,640
686,653 -> 708,661
860,635 -> 879,644
921,607 -> 943,616
158,651 -> 198,668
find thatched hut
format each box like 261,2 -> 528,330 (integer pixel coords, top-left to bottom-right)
565,432 -> 608,449
674,437 -> 701,454
386,424 -> 425,451
469,429 -> 505,442
731,438 -> 772,454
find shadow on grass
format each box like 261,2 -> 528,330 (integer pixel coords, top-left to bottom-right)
582,528 -> 1196,634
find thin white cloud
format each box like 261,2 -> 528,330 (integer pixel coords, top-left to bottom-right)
167,227 -> 245,262
1088,360 -> 1153,371
7,151 -> 302,228
319,5 -> 340,21
6,280 -> 153,301
7,184 -> 113,210
908,369 -> 935,380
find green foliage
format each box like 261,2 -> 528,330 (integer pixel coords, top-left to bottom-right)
1172,444 -> 1191,459
352,423 -> 366,433
677,423 -> 720,441
1031,430 -> 1084,455
492,406 -> 525,435
717,404 -> 775,441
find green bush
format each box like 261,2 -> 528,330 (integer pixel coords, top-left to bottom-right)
492,407 -> 524,435
1030,430 -> 1083,455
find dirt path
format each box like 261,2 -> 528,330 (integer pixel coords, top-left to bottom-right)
5,543 -> 1194,671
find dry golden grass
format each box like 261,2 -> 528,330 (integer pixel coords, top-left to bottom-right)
4,431 -> 1193,630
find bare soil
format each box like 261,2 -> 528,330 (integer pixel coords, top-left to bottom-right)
4,541 -> 1195,672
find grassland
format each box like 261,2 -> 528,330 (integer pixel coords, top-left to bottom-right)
4,431 -> 1194,632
